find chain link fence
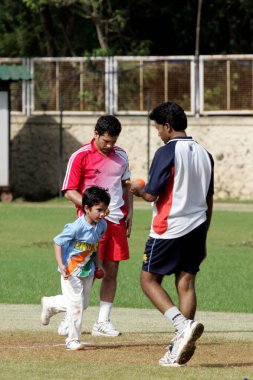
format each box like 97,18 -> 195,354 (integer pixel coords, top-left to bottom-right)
1,55 -> 253,115
200,55 -> 253,114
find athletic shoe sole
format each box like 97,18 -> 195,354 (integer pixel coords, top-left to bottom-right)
159,361 -> 186,367
176,323 -> 204,365
66,344 -> 85,351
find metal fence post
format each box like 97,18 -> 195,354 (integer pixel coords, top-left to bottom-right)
59,94 -> 64,198
146,94 -> 151,180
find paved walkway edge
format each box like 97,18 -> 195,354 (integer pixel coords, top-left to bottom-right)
1,304 -> 253,341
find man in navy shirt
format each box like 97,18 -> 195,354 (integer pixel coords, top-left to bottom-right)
128,101 -> 214,367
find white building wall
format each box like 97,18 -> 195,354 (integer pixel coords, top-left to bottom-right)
10,115 -> 253,200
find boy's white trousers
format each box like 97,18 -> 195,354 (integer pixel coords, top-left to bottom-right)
46,274 -> 93,344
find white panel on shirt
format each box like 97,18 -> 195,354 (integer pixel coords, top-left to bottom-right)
150,140 -> 212,239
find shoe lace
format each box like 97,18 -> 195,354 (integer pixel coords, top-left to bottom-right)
167,330 -> 179,350
162,349 -> 177,363
105,320 -> 115,329
99,320 -> 117,332
168,329 -> 183,356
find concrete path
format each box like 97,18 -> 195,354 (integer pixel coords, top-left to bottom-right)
134,201 -> 253,212
1,304 -> 253,341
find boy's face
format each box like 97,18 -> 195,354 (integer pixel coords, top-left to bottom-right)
94,131 -> 118,156
84,202 -> 109,225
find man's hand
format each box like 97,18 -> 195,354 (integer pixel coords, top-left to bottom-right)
126,180 -> 144,197
126,180 -> 157,202
125,212 -> 133,238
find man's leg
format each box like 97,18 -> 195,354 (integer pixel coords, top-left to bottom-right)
141,270 -> 191,333
141,270 -> 174,312
141,270 -> 187,366
92,260 -> 121,337
92,219 -> 129,337
141,270 -> 203,366
100,260 -> 119,304
175,271 -> 197,319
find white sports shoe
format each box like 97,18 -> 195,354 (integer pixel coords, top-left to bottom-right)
159,349 -> 186,367
92,320 -> 121,337
40,297 -> 56,325
66,340 -> 85,351
58,313 -> 69,336
173,320 -> 204,365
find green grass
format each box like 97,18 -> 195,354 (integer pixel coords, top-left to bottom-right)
0,201 -> 252,312
1,358 -> 251,380
214,198 -> 253,204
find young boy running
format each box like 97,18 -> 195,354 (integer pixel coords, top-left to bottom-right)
40,186 -> 110,350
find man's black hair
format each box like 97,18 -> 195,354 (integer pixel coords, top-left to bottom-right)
95,115 -> 122,137
149,101 -> 187,131
82,186 -> 110,211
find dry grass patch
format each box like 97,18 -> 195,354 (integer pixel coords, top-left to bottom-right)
0,331 -> 252,380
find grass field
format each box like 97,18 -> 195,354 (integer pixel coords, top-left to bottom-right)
0,200 -> 253,312
0,330 -> 252,380
0,200 -> 253,379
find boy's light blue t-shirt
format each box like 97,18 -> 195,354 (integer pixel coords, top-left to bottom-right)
54,216 -> 107,277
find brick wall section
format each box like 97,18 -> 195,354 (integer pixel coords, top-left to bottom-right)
10,115 -> 253,200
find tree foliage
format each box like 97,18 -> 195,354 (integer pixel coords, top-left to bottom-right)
0,0 -> 253,57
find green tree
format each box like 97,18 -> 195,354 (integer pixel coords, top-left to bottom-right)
200,0 -> 253,54
22,0 -> 129,55
1,0 -> 253,56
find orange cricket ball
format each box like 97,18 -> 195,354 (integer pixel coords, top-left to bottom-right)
134,178 -> 145,187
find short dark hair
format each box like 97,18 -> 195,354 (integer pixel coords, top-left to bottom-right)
95,115 -> 122,137
82,186 -> 110,211
149,102 -> 187,131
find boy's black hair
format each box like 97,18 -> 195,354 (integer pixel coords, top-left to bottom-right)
82,186 -> 110,211
95,115 -> 122,137
149,101 -> 187,131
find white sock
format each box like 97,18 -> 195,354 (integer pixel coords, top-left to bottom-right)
164,306 -> 187,332
97,301 -> 112,323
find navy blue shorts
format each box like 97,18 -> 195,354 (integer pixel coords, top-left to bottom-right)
142,222 -> 207,276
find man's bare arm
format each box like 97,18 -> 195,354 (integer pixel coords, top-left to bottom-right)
64,189 -> 82,208
206,195 -> 213,231
122,179 -> 134,238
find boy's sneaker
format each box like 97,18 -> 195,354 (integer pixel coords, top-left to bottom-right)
159,349 -> 186,367
92,320 -> 121,337
173,320 -> 204,365
58,313 -> 69,336
66,340 -> 85,351
40,297 -> 56,325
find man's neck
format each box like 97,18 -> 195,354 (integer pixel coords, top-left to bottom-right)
171,131 -> 187,139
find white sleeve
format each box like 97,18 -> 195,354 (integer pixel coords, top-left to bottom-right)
122,159 -> 131,180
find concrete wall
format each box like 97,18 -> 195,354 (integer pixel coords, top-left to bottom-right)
9,115 -> 253,200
